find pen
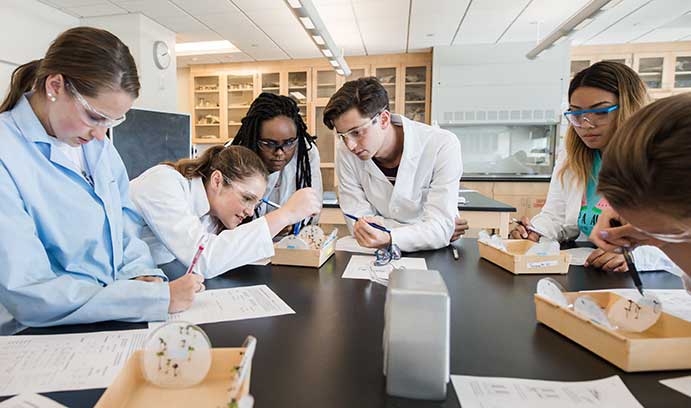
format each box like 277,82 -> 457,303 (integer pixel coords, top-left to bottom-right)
261,198 -> 281,209
344,213 -> 391,233
185,240 -> 206,275
609,219 -> 644,296
450,245 -> 460,260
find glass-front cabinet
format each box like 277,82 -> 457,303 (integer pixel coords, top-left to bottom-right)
674,55 -> 691,88
287,71 -> 309,124
374,67 -> 397,113
226,74 -> 254,140
442,124 -> 557,178
404,66 -> 427,123
261,72 -> 280,95
193,75 -> 221,142
636,56 -> 664,89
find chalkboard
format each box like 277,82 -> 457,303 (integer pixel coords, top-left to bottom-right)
110,108 -> 191,180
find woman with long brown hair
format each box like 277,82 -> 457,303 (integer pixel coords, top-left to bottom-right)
129,145 -> 320,279
509,61 -> 674,272
0,27 -> 202,335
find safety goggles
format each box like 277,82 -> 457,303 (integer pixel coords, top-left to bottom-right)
630,224 -> 691,244
219,173 -> 262,211
335,110 -> 385,143
257,137 -> 298,153
65,80 -> 127,128
563,105 -> 618,128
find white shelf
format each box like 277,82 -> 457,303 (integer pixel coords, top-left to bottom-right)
404,100 -> 425,104
405,82 -> 426,85
228,88 -> 254,92
380,82 -> 396,86
196,123 -> 220,126
638,72 -> 662,76
228,122 -> 243,126
262,87 -> 280,90
228,105 -> 250,109
195,90 -> 219,93
195,106 -> 219,109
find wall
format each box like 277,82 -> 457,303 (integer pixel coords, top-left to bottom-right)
82,13 -> 178,112
0,0 -> 77,98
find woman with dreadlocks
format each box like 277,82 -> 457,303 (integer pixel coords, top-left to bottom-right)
230,92 -> 323,221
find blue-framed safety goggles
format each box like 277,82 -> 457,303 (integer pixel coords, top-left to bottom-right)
563,105 -> 619,128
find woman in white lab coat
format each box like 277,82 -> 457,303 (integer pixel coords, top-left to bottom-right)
324,77 -> 463,252
130,145 -> 321,279
510,61 -> 677,273
230,93 -> 322,225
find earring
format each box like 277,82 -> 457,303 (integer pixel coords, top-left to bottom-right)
47,93 -> 56,102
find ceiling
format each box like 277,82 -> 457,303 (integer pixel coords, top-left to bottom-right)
37,0 -> 691,67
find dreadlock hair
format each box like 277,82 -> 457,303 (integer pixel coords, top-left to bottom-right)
231,92 -> 315,191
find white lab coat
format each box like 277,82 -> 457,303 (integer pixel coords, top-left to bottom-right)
256,145 -> 323,217
531,148 -> 682,273
336,114 -> 463,252
129,165 -> 275,278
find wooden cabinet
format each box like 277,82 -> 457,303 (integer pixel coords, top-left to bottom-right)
460,181 -> 550,221
571,41 -> 691,100
187,53 -> 432,192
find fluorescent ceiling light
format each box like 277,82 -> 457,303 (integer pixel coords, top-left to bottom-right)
175,40 -> 240,56
526,0 -> 613,59
573,18 -> 594,31
601,0 -> 624,10
283,0 -> 351,77
299,16 -> 315,29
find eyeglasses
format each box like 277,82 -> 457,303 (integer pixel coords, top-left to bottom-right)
65,80 -> 127,128
257,137 -> 298,153
334,110 -> 385,143
630,224 -> 691,244
219,173 -> 262,211
563,105 -> 618,128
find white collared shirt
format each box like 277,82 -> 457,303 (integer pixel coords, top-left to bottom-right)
130,165 -> 275,278
336,114 -> 463,252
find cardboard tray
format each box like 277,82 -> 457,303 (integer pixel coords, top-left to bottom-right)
535,291 -> 691,372
271,235 -> 336,268
95,348 -> 250,407
478,239 -> 570,275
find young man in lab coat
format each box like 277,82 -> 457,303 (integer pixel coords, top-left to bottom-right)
323,77 -> 467,252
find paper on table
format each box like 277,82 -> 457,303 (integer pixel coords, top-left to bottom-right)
149,285 -> 294,328
341,255 -> 427,281
335,236 -> 377,255
0,330 -> 147,396
589,289 -> 691,323
660,375 -> 691,398
565,247 -> 596,266
452,375 -> 643,408
0,394 -> 67,408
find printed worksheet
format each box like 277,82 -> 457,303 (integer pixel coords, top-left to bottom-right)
452,375 -> 643,408
149,285 -> 295,328
0,394 -> 67,407
565,247 -> 596,266
591,289 -> 691,323
0,330 -> 147,396
660,375 -> 691,398
341,255 -> 428,281
335,236 -> 377,254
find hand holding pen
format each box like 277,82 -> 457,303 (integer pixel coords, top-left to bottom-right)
509,217 -> 542,242
167,237 -> 206,314
346,213 -> 394,249
261,188 -> 321,236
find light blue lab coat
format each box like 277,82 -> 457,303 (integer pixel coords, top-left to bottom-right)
0,94 -> 170,335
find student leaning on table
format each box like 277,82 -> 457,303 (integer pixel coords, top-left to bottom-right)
0,27 -> 203,335
509,61 -> 674,273
230,93 -> 322,223
590,93 -> 691,286
129,145 -> 321,279
323,77 -> 467,252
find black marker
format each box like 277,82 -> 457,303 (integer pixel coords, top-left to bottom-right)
610,219 -> 644,296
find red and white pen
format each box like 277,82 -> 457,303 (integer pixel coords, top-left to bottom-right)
185,238 -> 206,275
